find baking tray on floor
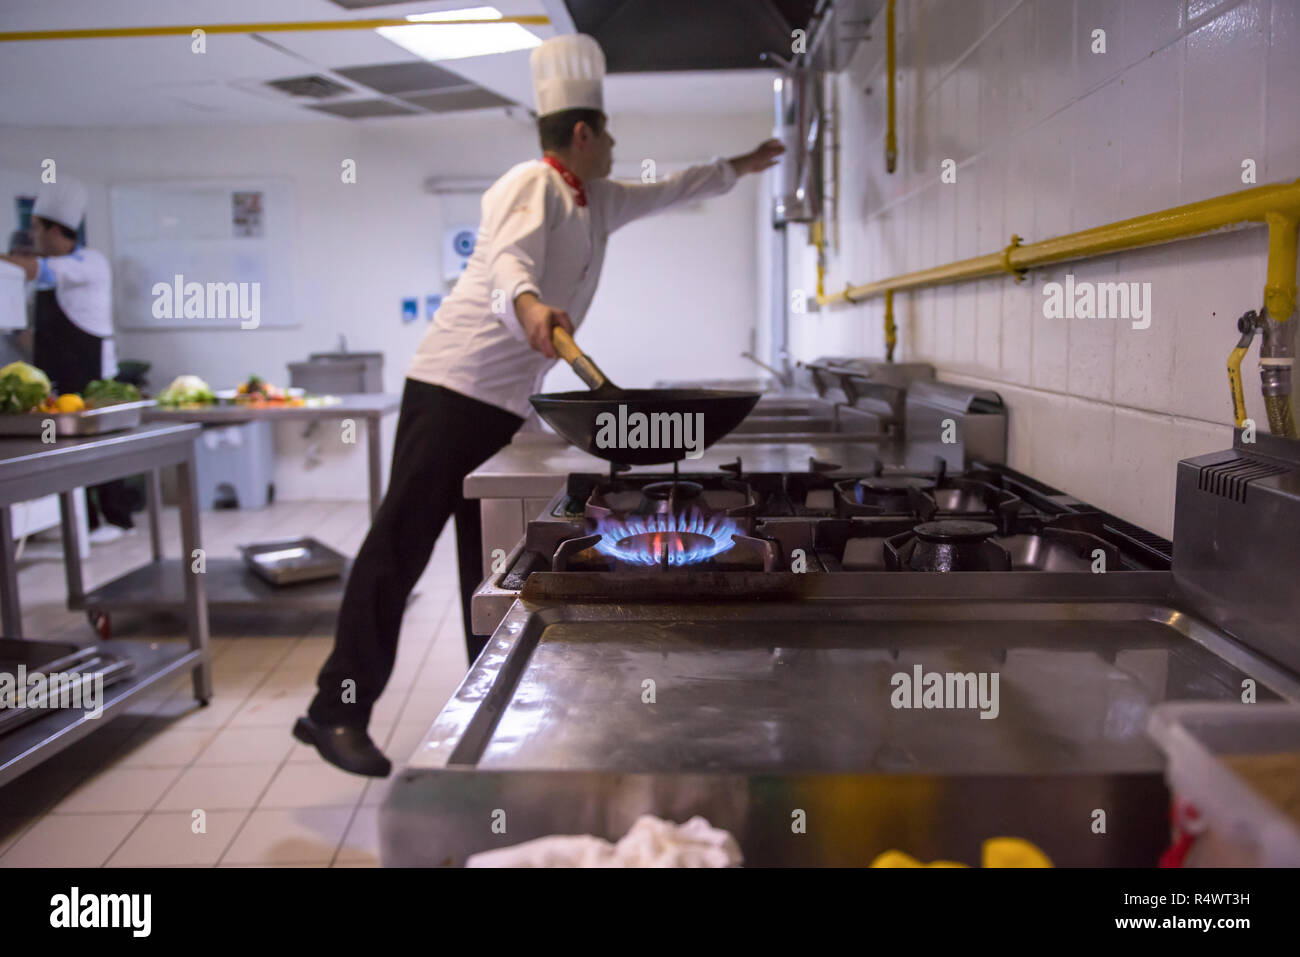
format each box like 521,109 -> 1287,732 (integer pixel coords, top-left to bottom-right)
241,537 -> 346,586
0,399 -> 156,437
0,638 -> 135,736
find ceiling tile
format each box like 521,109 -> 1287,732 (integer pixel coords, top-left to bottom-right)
307,98 -> 423,118
398,87 -> 516,112
336,60 -> 467,93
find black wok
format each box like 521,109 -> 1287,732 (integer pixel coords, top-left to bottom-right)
529,327 -> 759,465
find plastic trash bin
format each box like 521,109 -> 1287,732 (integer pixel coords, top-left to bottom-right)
194,420 -> 274,509
1147,702 -> 1300,867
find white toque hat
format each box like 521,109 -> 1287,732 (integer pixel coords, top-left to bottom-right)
530,33 -> 605,117
33,178 -> 89,232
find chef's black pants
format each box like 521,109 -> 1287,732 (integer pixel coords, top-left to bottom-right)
308,379 -> 523,730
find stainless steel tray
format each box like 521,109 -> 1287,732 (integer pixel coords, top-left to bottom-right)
241,537 -> 346,586
0,399 -> 156,437
0,638 -> 135,737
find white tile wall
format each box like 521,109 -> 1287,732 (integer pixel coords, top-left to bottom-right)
811,0 -> 1298,538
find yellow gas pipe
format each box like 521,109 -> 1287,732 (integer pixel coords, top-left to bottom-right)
1261,212 -> 1298,436
884,290 -> 897,362
818,180 -> 1300,435
811,220 -> 826,303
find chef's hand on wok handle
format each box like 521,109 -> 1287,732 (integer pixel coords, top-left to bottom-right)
729,139 -> 785,176
514,292 -> 574,360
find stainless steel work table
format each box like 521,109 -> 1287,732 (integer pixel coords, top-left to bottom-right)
0,423 -> 212,787
144,393 -> 400,519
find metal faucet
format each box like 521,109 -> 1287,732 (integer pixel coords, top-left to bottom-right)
337,334 -> 348,354
740,351 -> 793,389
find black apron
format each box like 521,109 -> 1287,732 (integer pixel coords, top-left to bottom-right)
33,288 -> 104,394
32,288 -> 136,528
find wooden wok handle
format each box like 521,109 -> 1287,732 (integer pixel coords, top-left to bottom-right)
551,325 -> 614,392
551,325 -> 583,363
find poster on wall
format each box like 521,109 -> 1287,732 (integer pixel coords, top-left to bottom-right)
231,191 -> 264,238
443,224 -> 477,285
109,179 -> 296,330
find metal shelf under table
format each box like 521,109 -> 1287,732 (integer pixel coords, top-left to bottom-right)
0,423 -> 211,783
71,557 -> 351,616
0,639 -> 203,788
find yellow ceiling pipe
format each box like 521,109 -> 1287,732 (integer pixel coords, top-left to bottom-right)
820,179 -> 1300,307
0,16 -> 550,42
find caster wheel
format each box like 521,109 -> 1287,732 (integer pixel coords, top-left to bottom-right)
87,610 -> 110,640
198,698 -> 211,707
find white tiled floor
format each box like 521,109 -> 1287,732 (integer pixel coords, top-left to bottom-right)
0,500 -> 470,867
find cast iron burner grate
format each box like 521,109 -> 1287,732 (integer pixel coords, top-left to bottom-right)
884,519 -> 1012,572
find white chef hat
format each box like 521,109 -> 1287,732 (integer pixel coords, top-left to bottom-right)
530,33 -> 605,117
33,178 -> 89,232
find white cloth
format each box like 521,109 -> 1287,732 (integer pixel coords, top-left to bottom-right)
33,179 -> 89,231
464,815 -> 743,868
35,246 -> 116,378
530,34 -> 605,116
407,156 -> 738,418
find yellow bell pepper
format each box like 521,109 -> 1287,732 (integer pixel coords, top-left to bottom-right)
870,837 -> 1051,868
982,837 -> 1052,868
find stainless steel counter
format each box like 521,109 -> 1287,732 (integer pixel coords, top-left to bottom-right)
146,393 -> 400,519
383,572 -> 1300,866
0,423 -> 212,787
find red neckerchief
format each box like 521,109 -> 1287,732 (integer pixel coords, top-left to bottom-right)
542,155 -> 587,207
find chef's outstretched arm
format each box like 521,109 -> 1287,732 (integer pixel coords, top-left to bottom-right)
599,139 -> 784,233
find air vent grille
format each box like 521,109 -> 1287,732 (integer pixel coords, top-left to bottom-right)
1098,514 -> 1172,567
266,74 -> 352,99
1197,455 -> 1286,503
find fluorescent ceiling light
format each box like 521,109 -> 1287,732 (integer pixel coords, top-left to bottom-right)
377,6 -> 541,62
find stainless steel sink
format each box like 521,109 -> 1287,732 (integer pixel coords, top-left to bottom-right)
307,351 -> 384,362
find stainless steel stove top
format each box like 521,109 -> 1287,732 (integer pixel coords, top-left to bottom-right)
471,457 -> 1172,632
385,436 -> 1300,868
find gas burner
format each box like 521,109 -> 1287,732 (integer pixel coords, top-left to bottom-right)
639,480 -> 704,514
583,474 -> 764,524
851,476 -> 935,511
884,519 -> 1012,572
593,509 -> 741,567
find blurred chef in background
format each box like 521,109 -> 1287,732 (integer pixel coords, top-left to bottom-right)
0,178 -> 134,542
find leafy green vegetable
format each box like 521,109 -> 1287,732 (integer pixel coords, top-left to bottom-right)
84,379 -> 142,405
157,375 -> 215,406
0,361 -> 51,393
0,368 -> 51,413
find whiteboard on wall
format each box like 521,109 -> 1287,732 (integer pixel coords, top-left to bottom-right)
109,179 -> 296,329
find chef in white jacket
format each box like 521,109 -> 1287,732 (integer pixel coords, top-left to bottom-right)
297,33 -> 782,777
1,178 -> 134,541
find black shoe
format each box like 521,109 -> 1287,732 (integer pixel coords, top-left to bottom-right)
293,716 -> 391,778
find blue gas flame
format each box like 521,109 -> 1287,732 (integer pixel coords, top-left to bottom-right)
594,509 -> 740,566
